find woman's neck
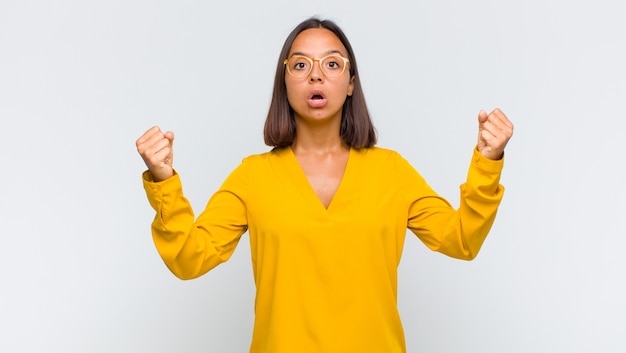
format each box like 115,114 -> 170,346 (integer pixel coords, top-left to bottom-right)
291,121 -> 348,155
292,112 -> 348,154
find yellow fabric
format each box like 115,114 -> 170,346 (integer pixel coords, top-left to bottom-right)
142,146 -> 505,353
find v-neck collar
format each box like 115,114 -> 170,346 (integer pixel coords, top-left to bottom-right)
280,146 -> 357,214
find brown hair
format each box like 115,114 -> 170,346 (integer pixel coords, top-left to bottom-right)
263,17 -> 377,149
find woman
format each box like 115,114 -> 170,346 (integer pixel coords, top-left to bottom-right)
136,17 -> 513,353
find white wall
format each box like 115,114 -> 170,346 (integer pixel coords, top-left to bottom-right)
1,0 -> 624,352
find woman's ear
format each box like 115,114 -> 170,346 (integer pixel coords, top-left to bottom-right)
347,76 -> 355,96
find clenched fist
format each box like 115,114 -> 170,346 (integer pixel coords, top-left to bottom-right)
136,126 -> 175,182
477,108 -> 514,160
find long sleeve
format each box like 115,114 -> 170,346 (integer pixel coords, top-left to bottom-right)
403,148 -> 505,260
140,146 -> 506,352
142,166 -> 248,280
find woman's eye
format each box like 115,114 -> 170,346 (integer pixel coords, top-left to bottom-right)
326,61 -> 340,70
324,56 -> 343,70
292,60 -> 309,70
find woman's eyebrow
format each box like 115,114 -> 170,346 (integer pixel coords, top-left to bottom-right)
325,49 -> 345,56
289,49 -> 346,57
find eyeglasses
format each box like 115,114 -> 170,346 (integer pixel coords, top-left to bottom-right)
284,54 -> 350,79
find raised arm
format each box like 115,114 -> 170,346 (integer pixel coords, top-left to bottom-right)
407,109 -> 514,260
136,126 -> 248,280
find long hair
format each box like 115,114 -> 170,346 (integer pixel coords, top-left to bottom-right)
263,17 -> 377,149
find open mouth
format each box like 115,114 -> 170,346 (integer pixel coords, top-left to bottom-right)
309,90 -> 326,101
307,90 -> 327,108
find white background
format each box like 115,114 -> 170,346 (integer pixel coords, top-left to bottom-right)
1,0 -> 625,352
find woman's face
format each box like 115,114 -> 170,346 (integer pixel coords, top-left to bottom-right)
285,28 -> 354,126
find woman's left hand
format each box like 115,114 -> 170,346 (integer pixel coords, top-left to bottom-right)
477,108 -> 514,160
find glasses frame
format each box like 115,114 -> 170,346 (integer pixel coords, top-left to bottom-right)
284,54 -> 350,79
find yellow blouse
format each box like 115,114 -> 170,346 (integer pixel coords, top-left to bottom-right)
142,146 -> 505,353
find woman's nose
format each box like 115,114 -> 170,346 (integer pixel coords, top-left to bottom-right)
309,63 -> 323,82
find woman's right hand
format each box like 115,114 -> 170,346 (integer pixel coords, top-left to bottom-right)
136,126 -> 175,182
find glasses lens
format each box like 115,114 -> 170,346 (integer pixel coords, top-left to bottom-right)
320,55 -> 346,77
287,56 -> 311,78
